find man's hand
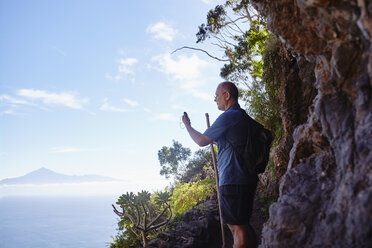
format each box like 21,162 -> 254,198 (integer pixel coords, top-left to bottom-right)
182,112 -> 191,127
182,111 -> 212,147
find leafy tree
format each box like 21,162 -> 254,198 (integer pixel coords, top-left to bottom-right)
195,0 -> 281,138
179,148 -> 213,183
196,1 -> 267,85
158,141 -> 213,183
158,140 -> 191,181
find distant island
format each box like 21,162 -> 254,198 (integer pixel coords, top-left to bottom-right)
0,167 -> 123,185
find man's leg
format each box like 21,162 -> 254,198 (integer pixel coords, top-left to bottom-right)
228,224 -> 257,248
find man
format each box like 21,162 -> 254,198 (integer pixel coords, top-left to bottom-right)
182,81 -> 258,248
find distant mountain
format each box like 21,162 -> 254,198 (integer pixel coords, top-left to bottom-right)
0,167 -> 123,185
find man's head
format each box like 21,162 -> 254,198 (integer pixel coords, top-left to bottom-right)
214,81 -> 239,111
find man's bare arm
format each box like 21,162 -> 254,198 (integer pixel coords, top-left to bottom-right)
182,112 -> 213,147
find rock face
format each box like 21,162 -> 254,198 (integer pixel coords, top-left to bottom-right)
145,200 -> 233,248
251,0 -> 372,247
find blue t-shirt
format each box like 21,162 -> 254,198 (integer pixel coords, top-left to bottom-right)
204,104 -> 258,186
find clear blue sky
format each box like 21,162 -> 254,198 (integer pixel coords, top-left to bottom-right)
0,0 -> 228,193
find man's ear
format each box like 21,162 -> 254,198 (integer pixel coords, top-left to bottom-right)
225,92 -> 231,101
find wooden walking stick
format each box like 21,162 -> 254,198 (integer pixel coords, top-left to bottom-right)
205,113 -> 226,248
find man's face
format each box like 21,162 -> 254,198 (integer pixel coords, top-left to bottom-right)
214,85 -> 227,111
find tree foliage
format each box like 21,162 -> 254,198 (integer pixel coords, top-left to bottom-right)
179,148 -> 213,183
158,140 -> 191,181
196,0 -> 282,141
170,178 -> 216,216
158,140 -> 213,183
196,1 -> 267,84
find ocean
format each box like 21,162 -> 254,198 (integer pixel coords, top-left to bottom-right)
0,196 -> 120,248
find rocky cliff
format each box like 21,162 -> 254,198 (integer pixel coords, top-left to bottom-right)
251,0 -> 372,247
145,198 -> 268,248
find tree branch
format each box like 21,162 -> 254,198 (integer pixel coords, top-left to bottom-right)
147,203 -> 173,232
112,204 -> 145,231
146,203 -> 153,224
171,46 -> 229,62
147,203 -> 170,228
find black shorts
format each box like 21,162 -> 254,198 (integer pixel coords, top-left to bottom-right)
219,183 -> 257,225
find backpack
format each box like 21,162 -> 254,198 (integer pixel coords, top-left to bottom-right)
226,110 -> 273,175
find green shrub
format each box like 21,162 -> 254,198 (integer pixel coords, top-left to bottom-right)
170,178 -> 216,216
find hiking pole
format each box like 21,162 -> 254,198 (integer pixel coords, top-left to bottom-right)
205,113 -> 226,248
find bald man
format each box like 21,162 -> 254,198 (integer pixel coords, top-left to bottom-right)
182,81 -> 258,248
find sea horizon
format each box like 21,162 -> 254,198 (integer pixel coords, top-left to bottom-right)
0,195 -> 121,248
0,170 -> 170,247
0,180 -> 169,198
